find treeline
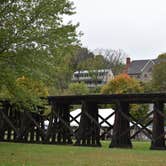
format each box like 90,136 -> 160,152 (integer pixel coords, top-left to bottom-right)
0,0 -> 165,112
0,0 -> 126,111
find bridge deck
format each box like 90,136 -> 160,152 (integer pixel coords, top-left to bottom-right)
48,93 -> 166,104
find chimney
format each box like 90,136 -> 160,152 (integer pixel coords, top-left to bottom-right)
123,57 -> 131,74
126,57 -> 131,66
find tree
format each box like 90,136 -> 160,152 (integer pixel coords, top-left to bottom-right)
69,46 -> 94,71
16,76 -> 49,110
0,0 -> 79,109
52,46 -> 94,94
94,49 -> 126,75
79,55 -> 106,70
158,53 -> 166,59
101,74 -> 143,94
75,54 -> 111,93
0,75 -> 49,111
68,82 -> 89,95
68,47 -> 127,93
100,74 -> 148,121
152,53 -> 166,92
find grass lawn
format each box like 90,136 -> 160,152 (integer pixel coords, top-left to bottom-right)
0,141 -> 166,166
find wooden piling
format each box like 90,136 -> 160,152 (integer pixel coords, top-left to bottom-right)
110,101 -> 132,148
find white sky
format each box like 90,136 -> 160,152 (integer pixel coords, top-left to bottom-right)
70,0 -> 166,60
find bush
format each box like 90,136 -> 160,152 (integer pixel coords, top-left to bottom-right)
68,82 -> 89,95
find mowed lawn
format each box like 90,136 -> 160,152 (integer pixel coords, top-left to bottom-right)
0,141 -> 166,166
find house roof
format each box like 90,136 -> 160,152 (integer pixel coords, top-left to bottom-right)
128,58 -> 166,75
128,59 -> 153,75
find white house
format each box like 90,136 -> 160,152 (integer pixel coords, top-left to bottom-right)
72,69 -> 114,88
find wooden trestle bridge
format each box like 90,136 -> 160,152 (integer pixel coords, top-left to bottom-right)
0,93 -> 166,150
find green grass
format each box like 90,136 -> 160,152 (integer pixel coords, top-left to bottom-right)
0,141 -> 166,166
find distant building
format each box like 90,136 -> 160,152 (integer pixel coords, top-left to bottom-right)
128,59 -> 155,82
72,69 -> 114,88
124,58 -> 158,82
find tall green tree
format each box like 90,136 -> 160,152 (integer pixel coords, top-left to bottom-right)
69,46 -> 94,71
152,53 -> 166,92
0,0 -> 79,108
52,46 -> 94,94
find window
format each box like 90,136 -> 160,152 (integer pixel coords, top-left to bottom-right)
148,68 -> 152,72
144,74 -> 148,78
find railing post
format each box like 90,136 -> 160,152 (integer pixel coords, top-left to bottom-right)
151,101 -> 165,150
75,101 -> 101,147
110,101 -> 132,148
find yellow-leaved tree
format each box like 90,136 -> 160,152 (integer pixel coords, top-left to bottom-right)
101,74 -> 148,122
101,74 -> 143,94
10,76 -> 49,113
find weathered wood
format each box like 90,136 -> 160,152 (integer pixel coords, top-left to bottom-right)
75,102 -> 101,147
45,112 -> 54,143
25,111 -> 43,134
0,107 -> 5,141
129,111 -> 153,139
110,101 -> 132,148
0,107 -> 19,137
130,120 -> 152,139
47,93 -> 166,105
99,112 -> 115,127
30,126 -> 35,142
62,105 -> 72,144
45,102 -> 72,144
69,113 -> 81,126
75,102 -> 89,146
0,93 -> 166,150
151,101 -> 165,150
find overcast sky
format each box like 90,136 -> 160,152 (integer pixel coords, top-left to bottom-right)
70,0 -> 166,60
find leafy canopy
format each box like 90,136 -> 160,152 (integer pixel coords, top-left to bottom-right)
68,82 -> 89,95
0,0 -> 79,110
100,74 -> 146,120
152,54 -> 166,92
101,74 -> 143,94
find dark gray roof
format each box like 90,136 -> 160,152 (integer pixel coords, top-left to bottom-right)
128,60 -> 151,75
128,58 -> 166,75
153,58 -> 166,64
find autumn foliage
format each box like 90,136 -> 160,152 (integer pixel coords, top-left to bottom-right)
16,76 -> 49,97
9,76 -> 49,111
101,74 -> 147,122
101,74 -> 143,94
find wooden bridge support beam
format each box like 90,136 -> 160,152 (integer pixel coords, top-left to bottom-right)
110,102 -> 132,148
0,102 -> 16,142
0,102 -> 5,141
59,104 -> 73,144
47,103 -> 72,144
151,101 -> 165,150
75,101 -> 101,147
